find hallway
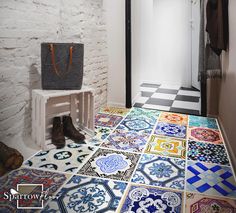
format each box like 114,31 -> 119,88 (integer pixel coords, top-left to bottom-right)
134,83 -> 201,115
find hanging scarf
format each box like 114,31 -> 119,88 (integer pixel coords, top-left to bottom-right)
198,0 -> 228,81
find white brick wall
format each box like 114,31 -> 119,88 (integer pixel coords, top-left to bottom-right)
0,0 -> 108,144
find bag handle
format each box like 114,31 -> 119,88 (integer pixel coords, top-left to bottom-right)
49,44 -> 73,78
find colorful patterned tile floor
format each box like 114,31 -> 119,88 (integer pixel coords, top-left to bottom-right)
1,107 -> 236,212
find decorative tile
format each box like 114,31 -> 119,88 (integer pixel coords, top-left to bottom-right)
95,113 -> 123,128
132,154 -> 185,190
186,192 -> 236,213
78,148 -> 140,181
188,140 -> 230,166
94,126 -> 112,141
159,112 -> 188,125
145,135 -> 186,159
187,161 -> 236,198
25,143 -> 96,173
101,129 -> 149,153
85,137 -> 103,147
0,167 -> 69,212
128,107 -> 160,119
99,106 -> 130,116
42,175 -> 127,213
189,127 -> 223,144
120,184 -> 183,213
154,122 -> 187,139
189,115 -> 218,129
116,116 -> 156,134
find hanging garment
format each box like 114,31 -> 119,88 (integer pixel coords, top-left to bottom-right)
206,0 -> 229,56
205,42 -> 222,78
198,0 -> 223,81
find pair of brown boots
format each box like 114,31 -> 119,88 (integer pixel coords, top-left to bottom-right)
52,116 -> 85,149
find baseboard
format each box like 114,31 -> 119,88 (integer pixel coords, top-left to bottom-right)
207,113 -> 218,118
107,101 -> 126,108
217,117 -> 236,176
132,92 -> 141,106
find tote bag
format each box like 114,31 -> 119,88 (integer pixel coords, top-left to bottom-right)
41,43 -> 84,90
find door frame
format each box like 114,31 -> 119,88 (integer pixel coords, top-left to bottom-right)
125,0 -> 207,116
125,0 -> 132,108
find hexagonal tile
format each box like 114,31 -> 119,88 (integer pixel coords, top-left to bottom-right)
159,112 -> 188,125
43,175 -> 127,212
101,129 -> 149,153
188,127 -> 223,144
117,116 -> 156,134
78,148 -> 140,181
154,122 -> 187,139
186,193 -> 236,213
120,184 -> 183,213
131,154 -> 185,190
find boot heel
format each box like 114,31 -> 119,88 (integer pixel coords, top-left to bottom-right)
52,117 -> 66,149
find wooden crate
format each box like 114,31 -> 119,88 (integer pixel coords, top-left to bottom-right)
32,88 -> 95,150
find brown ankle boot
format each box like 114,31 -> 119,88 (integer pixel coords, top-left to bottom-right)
63,116 -> 85,143
52,117 -> 65,149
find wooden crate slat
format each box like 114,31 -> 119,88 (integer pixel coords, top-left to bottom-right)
32,88 -> 95,150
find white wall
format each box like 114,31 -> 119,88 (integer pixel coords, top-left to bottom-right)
132,0 -> 154,102
0,0 -> 108,158
131,0 -> 193,100
152,0 -> 192,87
103,0 -> 126,107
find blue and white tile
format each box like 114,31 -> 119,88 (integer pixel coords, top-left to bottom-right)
101,129 -> 149,153
42,175 -> 127,213
94,126 -> 112,141
154,122 -> 187,139
189,115 -> 218,129
128,107 -> 160,119
78,148 -> 140,181
132,154 -> 185,190
186,161 -> 236,198
116,116 -> 156,134
24,143 -> 96,173
120,184 -> 183,213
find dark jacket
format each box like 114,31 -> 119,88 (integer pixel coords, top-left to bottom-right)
206,0 -> 229,55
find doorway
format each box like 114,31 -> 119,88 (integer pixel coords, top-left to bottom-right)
126,0 -> 205,115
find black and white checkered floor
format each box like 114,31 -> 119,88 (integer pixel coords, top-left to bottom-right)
133,83 -> 201,115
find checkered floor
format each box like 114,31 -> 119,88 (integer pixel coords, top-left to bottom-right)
134,83 -> 201,115
1,107 -> 236,212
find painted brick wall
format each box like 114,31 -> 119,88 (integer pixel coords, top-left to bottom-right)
0,0 -> 108,144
